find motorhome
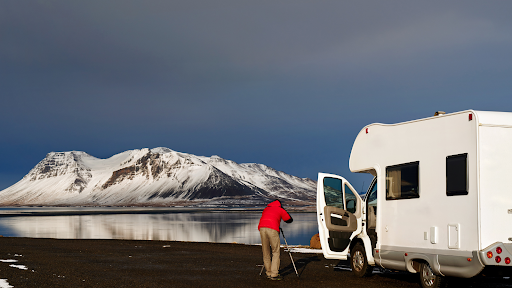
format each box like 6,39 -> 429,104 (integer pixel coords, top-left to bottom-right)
317,110 -> 512,288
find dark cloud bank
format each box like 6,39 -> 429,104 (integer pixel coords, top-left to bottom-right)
1,1 -> 512,191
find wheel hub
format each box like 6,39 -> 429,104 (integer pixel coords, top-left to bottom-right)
353,250 -> 365,271
421,264 -> 436,287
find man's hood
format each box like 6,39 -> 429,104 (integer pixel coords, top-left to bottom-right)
267,200 -> 282,208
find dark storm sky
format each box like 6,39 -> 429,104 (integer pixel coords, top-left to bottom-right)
1,1 -> 512,191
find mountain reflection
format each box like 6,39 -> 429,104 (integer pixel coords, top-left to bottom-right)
0,212 -> 318,245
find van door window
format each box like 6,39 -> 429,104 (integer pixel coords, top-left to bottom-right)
386,161 -> 419,200
323,177 -> 344,209
446,153 -> 468,196
344,184 -> 357,214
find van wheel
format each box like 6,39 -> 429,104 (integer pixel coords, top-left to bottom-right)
350,243 -> 373,277
419,262 -> 446,288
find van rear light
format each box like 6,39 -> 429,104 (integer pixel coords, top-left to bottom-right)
487,251 -> 493,258
496,247 -> 503,254
505,257 -> 511,265
469,113 -> 473,121
496,256 -> 502,263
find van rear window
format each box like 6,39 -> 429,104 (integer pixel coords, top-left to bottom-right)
386,161 -> 419,200
446,153 -> 468,196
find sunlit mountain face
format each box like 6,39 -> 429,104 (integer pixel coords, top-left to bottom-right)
0,148 -> 316,207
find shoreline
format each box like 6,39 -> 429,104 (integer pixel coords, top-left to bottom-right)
0,237 -> 390,288
0,237 -> 337,288
0,206 -> 315,217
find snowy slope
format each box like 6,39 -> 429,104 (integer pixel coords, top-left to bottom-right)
0,148 -> 316,206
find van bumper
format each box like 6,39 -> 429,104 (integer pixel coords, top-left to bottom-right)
480,242 -> 512,267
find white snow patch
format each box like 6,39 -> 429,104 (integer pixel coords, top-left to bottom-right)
0,259 -> 17,263
9,264 -> 28,270
0,279 -> 14,288
334,265 -> 352,271
151,147 -> 173,154
288,248 -> 323,254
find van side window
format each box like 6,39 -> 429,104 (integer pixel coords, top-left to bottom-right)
386,161 -> 419,200
446,153 -> 468,196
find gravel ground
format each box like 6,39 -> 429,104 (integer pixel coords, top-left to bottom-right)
1,237 -> 511,288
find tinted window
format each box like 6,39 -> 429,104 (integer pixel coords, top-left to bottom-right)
344,184 -> 357,214
386,161 -> 419,200
446,153 -> 468,196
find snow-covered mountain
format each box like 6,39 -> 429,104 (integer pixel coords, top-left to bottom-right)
0,148 -> 316,207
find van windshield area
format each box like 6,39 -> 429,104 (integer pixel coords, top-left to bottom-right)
367,178 -> 377,249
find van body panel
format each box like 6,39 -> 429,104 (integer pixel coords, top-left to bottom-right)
438,251 -> 484,278
350,111 -> 479,253
378,249 -> 407,271
378,246 -> 484,278
478,125 -> 512,249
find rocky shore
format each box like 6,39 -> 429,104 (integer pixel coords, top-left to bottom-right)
0,237 -> 510,288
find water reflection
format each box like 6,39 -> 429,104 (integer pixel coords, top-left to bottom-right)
0,212 -> 318,245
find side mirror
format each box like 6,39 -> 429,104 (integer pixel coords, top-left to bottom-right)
346,199 -> 356,214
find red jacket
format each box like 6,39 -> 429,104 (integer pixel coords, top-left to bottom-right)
258,200 -> 293,232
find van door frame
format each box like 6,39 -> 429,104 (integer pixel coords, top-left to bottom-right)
317,173 -> 364,260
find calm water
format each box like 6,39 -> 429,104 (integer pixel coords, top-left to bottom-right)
0,208 -> 318,246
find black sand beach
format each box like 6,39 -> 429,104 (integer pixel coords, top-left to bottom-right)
1,237 -> 511,288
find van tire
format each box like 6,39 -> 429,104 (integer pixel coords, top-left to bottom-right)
419,262 -> 447,288
350,243 -> 373,277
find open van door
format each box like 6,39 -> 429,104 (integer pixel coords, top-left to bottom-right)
317,173 -> 363,260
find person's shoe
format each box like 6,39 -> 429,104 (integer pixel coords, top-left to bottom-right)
269,275 -> 282,280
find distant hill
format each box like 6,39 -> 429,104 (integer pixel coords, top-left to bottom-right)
0,147 -> 316,207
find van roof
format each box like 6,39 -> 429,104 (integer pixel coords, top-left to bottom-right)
349,110 -> 512,174
473,110 -> 512,127
362,110 -> 512,129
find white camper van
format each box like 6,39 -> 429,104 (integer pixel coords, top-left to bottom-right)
317,110 -> 512,288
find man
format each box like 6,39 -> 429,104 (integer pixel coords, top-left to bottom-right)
257,199 -> 293,280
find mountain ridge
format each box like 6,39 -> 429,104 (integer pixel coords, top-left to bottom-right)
0,148 -> 316,207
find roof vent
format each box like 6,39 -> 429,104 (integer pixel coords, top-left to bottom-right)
434,111 -> 446,116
